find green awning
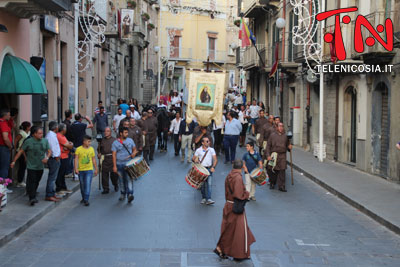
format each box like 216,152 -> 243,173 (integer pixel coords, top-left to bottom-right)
0,55 -> 47,94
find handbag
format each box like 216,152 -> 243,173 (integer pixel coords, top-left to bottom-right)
227,181 -> 247,214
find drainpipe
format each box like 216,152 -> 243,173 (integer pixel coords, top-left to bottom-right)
334,0 -> 341,161
74,3 -> 79,114
318,0 -> 326,162
306,82 -> 311,146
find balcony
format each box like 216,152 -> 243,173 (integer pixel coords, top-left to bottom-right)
201,50 -> 229,64
0,0 -> 75,18
350,11 -> 397,64
243,44 -> 267,70
161,47 -> 192,62
242,0 -> 279,18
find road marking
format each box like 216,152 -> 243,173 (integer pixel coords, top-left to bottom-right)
295,239 -> 330,247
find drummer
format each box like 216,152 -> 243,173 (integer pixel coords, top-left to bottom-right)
192,136 -> 218,205
112,127 -> 137,203
242,141 -> 263,201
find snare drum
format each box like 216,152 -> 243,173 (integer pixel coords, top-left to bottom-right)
249,167 -> 268,186
185,164 -> 210,189
125,157 -> 150,180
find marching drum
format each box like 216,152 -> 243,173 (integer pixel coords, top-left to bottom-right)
249,167 -> 268,186
185,163 -> 210,189
125,157 -> 150,180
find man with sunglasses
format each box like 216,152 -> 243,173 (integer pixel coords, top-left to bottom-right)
193,136 -> 218,205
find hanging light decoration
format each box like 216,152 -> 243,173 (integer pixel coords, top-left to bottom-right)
76,0 -> 107,72
290,0 -> 321,75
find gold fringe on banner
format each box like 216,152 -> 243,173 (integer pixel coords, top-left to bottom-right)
186,70 -> 226,127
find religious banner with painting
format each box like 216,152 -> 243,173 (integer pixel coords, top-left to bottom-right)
186,70 -> 226,127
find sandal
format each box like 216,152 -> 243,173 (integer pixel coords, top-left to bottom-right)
213,248 -> 227,259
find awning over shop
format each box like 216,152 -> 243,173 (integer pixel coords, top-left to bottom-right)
0,55 -> 47,94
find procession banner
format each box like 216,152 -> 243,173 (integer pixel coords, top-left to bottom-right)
186,70 -> 226,127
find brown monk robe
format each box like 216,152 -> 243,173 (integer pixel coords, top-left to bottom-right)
98,127 -> 118,193
192,125 -> 213,150
260,115 -> 275,180
266,122 -> 292,192
128,118 -> 143,155
215,160 -> 255,260
143,110 -> 158,162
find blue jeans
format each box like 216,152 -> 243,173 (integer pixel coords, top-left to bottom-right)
0,146 -> 10,178
67,153 -> 74,174
201,170 -> 213,200
223,135 -> 239,162
46,158 -> 60,197
79,170 -> 93,201
117,164 -> 134,195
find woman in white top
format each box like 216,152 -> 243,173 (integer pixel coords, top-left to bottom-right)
238,105 -> 249,147
14,121 -> 32,187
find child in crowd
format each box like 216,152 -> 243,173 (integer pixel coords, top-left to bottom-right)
74,135 -> 98,206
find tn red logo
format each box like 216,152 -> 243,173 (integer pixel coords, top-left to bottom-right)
316,7 -> 394,61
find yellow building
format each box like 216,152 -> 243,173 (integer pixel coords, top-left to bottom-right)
158,0 -> 239,96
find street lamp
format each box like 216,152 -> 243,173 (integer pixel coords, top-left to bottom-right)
154,46 -> 161,104
276,18 -> 286,29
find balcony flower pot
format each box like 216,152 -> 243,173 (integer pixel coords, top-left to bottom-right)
234,19 -> 241,27
147,23 -> 155,31
127,0 -> 136,9
141,13 -> 150,21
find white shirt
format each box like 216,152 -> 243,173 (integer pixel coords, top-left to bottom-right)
171,96 -> 181,107
194,147 -> 216,168
213,116 -> 226,130
249,105 -> 261,119
239,110 -> 248,124
169,118 -> 182,134
46,131 -> 61,157
113,114 -> 126,130
234,94 -> 243,105
133,110 -> 141,120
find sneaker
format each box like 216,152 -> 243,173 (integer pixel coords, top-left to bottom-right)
29,199 -> 36,206
200,198 -> 206,204
128,195 -> 134,203
17,182 -> 26,188
84,201 -> 90,206
65,173 -> 74,178
60,190 -> 73,194
55,193 -> 66,198
5,189 -> 13,193
206,199 -> 215,205
119,195 -> 126,201
250,196 -> 256,201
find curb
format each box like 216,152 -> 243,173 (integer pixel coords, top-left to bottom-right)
0,182 -> 80,248
292,163 -> 400,235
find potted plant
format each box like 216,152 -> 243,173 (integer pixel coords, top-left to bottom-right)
127,0 -> 136,9
234,19 -> 241,27
147,23 -> 155,31
141,12 -> 150,21
0,177 -> 12,211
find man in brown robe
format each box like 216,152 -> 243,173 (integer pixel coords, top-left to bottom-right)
266,123 -> 292,192
143,109 -> 158,163
216,159 -> 255,260
98,127 -> 118,194
128,118 -> 143,155
254,110 -> 268,153
192,124 -> 213,150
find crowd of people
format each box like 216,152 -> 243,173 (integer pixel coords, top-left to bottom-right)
0,91 -> 294,261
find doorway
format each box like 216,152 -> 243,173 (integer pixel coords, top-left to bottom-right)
371,82 -> 390,176
343,86 -> 357,163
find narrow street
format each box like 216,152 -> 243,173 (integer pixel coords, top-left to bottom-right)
1,144 -> 400,267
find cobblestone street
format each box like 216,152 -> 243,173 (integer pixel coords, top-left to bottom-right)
1,146 -> 400,266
